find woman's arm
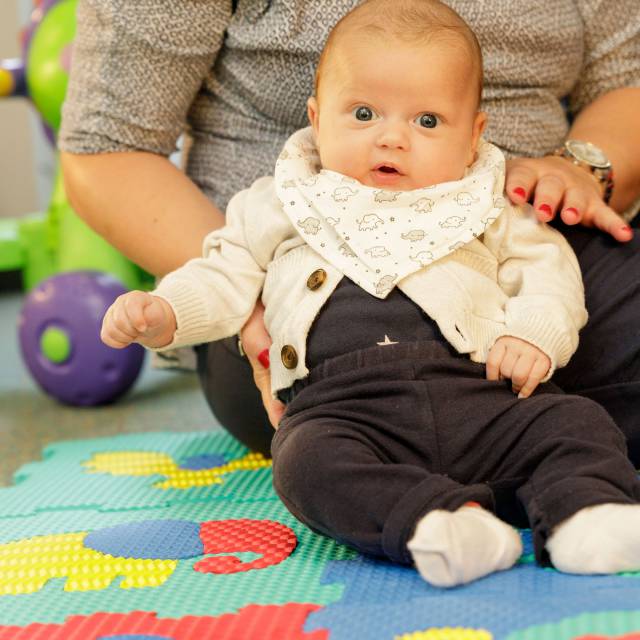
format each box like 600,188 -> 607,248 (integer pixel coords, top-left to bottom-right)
58,0 -> 233,274
569,87 -> 640,213
61,151 -> 224,277
504,87 -> 640,241
63,148 -> 285,426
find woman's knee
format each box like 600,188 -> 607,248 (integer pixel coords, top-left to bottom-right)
195,339 -> 274,455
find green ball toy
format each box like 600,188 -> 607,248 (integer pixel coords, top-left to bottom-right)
27,0 -> 77,132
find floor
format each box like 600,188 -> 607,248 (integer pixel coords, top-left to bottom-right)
0,290 -> 218,487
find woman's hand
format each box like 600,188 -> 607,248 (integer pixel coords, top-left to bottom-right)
505,155 -> 633,242
240,301 -> 285,429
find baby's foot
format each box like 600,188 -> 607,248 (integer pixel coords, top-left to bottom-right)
547,503 -> 640,574
407,503 -> 522,587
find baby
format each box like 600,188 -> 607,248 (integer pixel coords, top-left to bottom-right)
102,0 -> 640,587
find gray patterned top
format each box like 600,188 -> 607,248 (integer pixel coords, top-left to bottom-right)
59,0 -> 640,211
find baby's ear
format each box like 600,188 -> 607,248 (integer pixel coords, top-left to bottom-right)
468,111 -> 488,165
307,96 -> 320,137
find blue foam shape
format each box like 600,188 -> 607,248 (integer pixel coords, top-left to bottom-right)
306,555 -> 640,640
84,519 -> 204,559
520,529 -> 533,557
179,453 -> 226,470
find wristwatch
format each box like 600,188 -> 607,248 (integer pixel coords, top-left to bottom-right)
554,140 -> 614,204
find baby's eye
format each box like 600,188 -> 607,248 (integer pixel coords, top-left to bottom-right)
416,113 -> 438,129
353,106 -> 376,121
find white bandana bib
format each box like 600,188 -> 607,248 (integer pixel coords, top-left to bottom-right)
275,127 -> 507,298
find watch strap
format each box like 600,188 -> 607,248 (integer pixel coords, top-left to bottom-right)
553,143 -> 614,205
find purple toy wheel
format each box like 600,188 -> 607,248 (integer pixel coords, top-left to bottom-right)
18,271 -> 145,406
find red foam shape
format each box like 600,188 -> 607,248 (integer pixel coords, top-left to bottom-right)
196,519 -> 297,574
0,604 -> 328,639
575,635 -> 640,640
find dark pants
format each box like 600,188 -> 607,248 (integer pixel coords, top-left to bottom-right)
196,221 -> 640,462
270,341 -> 640,565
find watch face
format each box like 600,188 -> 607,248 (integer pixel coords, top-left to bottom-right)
566,140 -> 610,168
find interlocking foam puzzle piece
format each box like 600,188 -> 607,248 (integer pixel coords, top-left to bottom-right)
7,430 -> 640,639
85,520 -> 204,559
0,606 -> 329,639
98,636 -> 170,639
0,518 -> 297,595
0,432 -> 277,517
85,518 -> 297,574
304,553 -> 640,640
179,453 -> 227,469
83,450 -> 271,489
0,530 -> 177,595
395,628 -> 493,639
578,636 -> 640,640
195,518 -> 297,573
503,611 -> 640,640
0,497 -> 354,626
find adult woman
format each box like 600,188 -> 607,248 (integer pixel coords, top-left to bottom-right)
59,1 -> 640,460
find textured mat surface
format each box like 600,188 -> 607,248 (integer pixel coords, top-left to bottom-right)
0,430 -> 639,639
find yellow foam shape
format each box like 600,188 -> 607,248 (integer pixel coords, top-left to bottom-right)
0,532 -> 177,595
395,628 -> 493,640
84,451 -> 177,476
84,450 -> 272,490
155,452 -> 272,489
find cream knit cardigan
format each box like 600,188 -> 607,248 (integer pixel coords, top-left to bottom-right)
153,176 -> 587,397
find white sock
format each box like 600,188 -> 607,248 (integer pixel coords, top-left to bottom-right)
407,504 -> 523,587
547,503 -> 640,575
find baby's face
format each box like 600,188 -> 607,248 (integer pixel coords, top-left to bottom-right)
308,38 -> 486,191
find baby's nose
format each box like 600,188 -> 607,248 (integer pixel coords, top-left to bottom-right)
376,120 -> 410,149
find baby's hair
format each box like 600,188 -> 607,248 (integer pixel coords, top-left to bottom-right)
315,0 -> 483,107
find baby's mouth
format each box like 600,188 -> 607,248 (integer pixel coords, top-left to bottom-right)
371,164 -> 405,186
374,164 -> 402,175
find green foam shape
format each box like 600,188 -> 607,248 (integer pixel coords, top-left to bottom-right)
0,430 -> 357,626
0,431 -> 276,518
505,610 -> 640,640
0,499 -> 356,626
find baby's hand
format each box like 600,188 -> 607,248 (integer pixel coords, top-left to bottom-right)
101,291 -> 177,350
486,336 -> 551,399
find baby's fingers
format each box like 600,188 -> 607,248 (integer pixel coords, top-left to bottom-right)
142,297 -> 170,331
510,356 -> 534,395
486,340 -> 506,380
101,292 -> 151,345
101,306 -> 135,348
517,359 -> 551,399
110,295 -> 141,337
123,291 -> 154,332
101,326 -> 135,349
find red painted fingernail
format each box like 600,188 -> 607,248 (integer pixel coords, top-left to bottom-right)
257,348 -> 270,369
513,187 -> 526,198
537,204 -> 552,215
464,501 -> 481,508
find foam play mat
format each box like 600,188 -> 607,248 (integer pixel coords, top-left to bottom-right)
1,430 -> 640,639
